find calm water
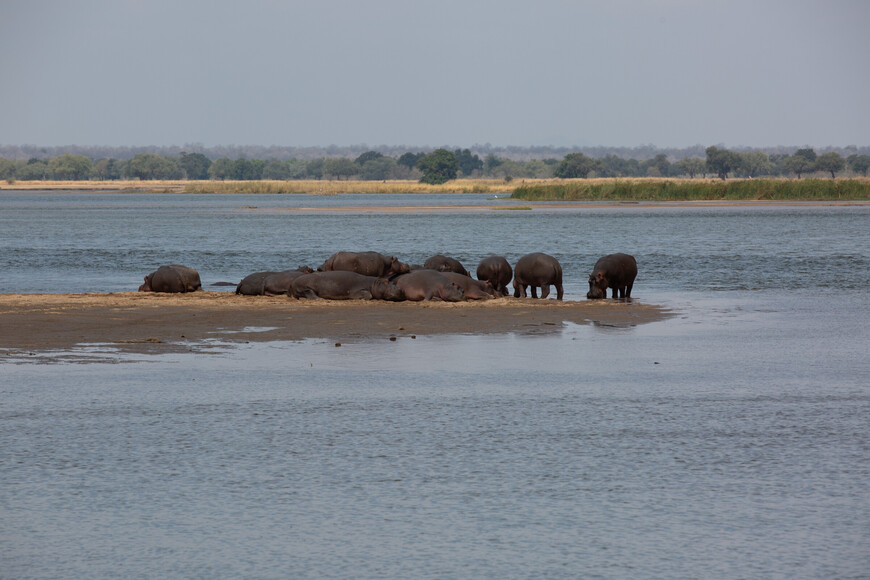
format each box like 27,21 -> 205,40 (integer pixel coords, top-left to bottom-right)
1,193 -> 869,578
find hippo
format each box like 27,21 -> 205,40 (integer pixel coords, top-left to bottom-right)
317,251 -> 410,277
393,270 -> 466,302
440,271 -> 498,300
587,253 -> 637,299
291,271 -> 404,301
423,254 -> 470,276
138,265 -> 202,293
235,271 -> 279,296
236,267 -> 313,296
512,253 -> 563,300
262,267 -> 314,296
476,255 -> 513,296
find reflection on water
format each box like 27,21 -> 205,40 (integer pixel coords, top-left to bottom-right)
2,291 -> 869,578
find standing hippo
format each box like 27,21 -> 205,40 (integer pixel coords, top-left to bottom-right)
440,271 -> 497,300
476,255 -> 513,296
139,265 -> 202,293
512,253 -> 563,300
423,254 -> 470,276
291,271 -> 404,301
393,270 -> 465,302
317,251 -> 410,277
262,267 -> 314,296
587,253 -> 637,299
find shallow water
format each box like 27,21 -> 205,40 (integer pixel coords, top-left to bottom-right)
1,193 -> 869,578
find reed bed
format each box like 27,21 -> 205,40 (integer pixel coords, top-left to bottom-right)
511,178 -> 870,201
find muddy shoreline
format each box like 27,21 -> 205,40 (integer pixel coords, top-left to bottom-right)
0,292 -> 671,355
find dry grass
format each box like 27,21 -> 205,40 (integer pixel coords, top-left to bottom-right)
1,178 -> 545,194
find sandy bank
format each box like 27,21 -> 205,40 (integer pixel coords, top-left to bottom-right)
0,292 -> 671,355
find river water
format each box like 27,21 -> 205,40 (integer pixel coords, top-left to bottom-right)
1,193 -> 869,578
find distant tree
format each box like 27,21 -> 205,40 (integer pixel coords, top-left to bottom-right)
794,148 -> 817,163
178,152 -> 211,180
16,159 -> 50,180
738,151 -> 773,178
48,154 -> 93,180
323,157 -> 358,180
93,158 -> 122,180
553,152 -> 601,178
675,157 -> 706,178
123,154 -> 182,180
208,158 -> 235,180
360,157 -> 398,180
645,153 -> 671,177
231,158 -> 264,180
598,154 -> 642,177
0,157 -> 17,179
705,146 -> 740,180
815,152 -> 845,179
397,152 -> 424,170
847,154 -> 870,176
483,154 -> 504,174
416,149 -> 458,184
454,148 -> 483,176
304,158 -> 325,180
782,154 -> 815,179
354,151 -> 384,165
261,159 -> 292,180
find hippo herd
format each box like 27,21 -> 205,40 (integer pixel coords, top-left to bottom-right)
138,252 -> 638,301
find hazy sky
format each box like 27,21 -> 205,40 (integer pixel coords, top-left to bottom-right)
1,0 -> 868,148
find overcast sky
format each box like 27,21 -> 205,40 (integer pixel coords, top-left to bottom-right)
1,0 -> 868,149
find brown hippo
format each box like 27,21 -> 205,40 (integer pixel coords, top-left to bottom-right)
291,271 -> 404,301
423,254 -> 470,276
262,267 -> 314,296
235,271 -> 279,296
393,270 -> 465,302
236,267 -> 313,296
587,253 -> 637,299
476,255 -> 513,296
139,265 -> 201,293
317,251 -> 410,277
512,253 -> 563,300
440,271 -> 497,300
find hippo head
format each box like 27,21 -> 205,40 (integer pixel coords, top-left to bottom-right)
138,275 -> 152,292
371,278 -> 405,302
440,282 -> 466,302
586,272 -> 607,299
388,257 -> 411,276
297,265 -> 315,273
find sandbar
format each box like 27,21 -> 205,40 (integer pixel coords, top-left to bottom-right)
0,292 -> 671,356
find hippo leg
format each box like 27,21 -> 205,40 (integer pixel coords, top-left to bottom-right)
530,286 -> 538,298
540,285 -> 550,299
556,284 -> 564,300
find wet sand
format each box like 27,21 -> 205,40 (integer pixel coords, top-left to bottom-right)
0,292 -> 671,355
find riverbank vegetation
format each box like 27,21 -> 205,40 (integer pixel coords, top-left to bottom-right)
511,178 -> 870,201
2,145 -> 869,185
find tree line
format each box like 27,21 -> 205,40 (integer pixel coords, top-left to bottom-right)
2,147 -> 868,184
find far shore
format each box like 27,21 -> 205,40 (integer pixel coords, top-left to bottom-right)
0,292 -> 671,357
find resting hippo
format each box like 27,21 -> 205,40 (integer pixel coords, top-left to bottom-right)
318,251 -> 410,277
262,267 -> 314,296
440,271 -> 497,300
423,254 -> 470,276
291,271 -> 404,301
139,265 -> 202,293
587,253 -> 637,299
236,267 -> 313,296
476,255 -> 513,296
235,271 -> 279,295
512,253 -> 563,300
393,270 -> 465,302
